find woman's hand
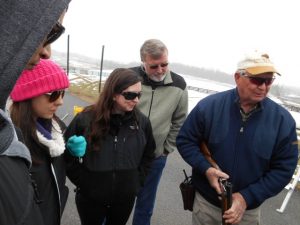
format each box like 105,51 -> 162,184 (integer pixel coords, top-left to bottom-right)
67,135 -> 87,157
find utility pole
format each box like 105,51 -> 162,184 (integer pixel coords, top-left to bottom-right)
67,34 -> 70,75
99,45 -> 105,93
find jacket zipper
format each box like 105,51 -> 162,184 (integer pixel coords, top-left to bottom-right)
51,163 -> 62,219
233,118 -> 246,183
147,89 -> 155,118
112,135 -> 118,202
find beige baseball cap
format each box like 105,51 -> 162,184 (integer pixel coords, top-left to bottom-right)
237,51 -> 281,76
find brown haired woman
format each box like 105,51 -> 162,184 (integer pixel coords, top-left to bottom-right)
64,68 -> 155,225
10,59 -> 70,225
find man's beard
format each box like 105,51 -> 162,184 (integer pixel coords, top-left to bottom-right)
148,73 -> 167,82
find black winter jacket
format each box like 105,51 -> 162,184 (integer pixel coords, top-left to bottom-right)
27,118 -> 69,225
0,112 -> 45,225
64,109 -> 155,202
0,154 -> 45,225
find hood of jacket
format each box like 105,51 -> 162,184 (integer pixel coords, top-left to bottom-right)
0,0 -> 71,161
0,0 -> 71,109
0,109 -> 31,166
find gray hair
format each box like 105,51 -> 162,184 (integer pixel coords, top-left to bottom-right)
236,69 -> 247,76
140,39 -> 168,62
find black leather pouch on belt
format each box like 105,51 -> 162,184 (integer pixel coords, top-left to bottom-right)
179,169 -> 195,211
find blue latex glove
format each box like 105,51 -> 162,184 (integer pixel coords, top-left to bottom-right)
67,135 -> 87,157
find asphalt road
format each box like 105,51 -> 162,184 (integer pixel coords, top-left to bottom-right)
59,91 -> 300,225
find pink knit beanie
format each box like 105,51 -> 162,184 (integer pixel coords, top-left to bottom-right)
10,59 -> 70,102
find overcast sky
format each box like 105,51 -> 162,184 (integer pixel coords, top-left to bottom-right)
52,0 -> 300,87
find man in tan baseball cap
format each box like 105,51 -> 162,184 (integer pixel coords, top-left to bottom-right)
177,50 -> 298,225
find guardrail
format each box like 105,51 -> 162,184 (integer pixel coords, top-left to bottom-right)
187,85 -> 218,95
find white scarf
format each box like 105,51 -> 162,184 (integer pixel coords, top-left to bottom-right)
36,119 -> 65,157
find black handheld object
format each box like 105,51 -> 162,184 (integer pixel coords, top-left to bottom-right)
179,169 -> 195,211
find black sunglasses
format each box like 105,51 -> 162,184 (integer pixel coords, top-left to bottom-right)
121,92 -> 142,100
243,75 -> 275,86
45,90 -> 65,102
43,22 -> 65,47
149,62 -> 169,70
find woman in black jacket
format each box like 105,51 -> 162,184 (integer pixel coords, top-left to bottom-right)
10,59 -> 70,225
64,68 -> 156,225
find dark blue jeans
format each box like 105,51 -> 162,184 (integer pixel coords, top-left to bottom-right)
132,155 -> 167,225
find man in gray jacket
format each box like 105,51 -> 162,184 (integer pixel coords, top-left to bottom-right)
131,39 -> 188,225
0,1 -> 71,224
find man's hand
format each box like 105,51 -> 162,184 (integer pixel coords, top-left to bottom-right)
205,167 -> 229,194
223,192 -> 247,224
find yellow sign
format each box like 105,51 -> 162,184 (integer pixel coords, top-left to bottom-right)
73,105 -> 84,116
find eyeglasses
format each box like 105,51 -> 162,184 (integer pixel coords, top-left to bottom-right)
243,75 -> 275,86
43,22 -> 65,47
148,63 -> 169,70
121,92 -> 142,100
45,90 -> 65,102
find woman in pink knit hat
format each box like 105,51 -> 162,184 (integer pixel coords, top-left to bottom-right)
10,59 -> 70,225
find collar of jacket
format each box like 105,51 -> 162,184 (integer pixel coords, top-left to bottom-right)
110,111 -> 135,127
110,111 -> 137,135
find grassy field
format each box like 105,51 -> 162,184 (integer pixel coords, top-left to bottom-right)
68,77 -> 104,103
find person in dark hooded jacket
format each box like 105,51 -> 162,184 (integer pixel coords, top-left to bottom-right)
0,1 -> 71,224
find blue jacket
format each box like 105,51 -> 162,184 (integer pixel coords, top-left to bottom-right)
176,88 -> 298,209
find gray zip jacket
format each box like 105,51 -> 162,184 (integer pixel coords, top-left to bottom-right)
131,66 -> 188,157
